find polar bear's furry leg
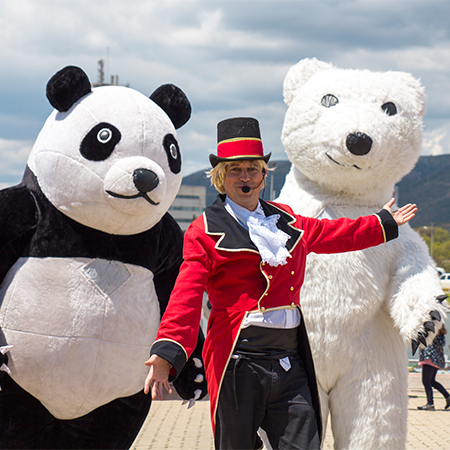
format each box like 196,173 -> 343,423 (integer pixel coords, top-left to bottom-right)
328,340 -> 408,450
318,383 -> 330,445
329,372 -> 407,450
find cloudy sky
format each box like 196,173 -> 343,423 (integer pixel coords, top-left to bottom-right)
1,0 -> 450,187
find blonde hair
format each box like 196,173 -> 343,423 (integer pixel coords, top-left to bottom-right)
206,159 -> 269,194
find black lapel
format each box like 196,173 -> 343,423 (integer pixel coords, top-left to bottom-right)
204,195 -> 303,253
205,195 -> 258,252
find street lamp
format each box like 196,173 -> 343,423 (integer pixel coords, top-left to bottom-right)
268,162 -> 277,201
423,225 -> 434,258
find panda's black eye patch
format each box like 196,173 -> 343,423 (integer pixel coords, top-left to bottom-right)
321,94 -> 338,108
80,122 -> 121,161
163,134 -> 181,174
381,102 -> 397,116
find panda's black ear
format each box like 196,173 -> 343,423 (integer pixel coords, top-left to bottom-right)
46,66 -> 92,112
150,84 -> 191,129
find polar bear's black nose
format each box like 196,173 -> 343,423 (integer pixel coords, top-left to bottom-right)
133,169 -> 159,193
346,132 -> 372,156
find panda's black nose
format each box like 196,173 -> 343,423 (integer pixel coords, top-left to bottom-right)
133,169 -> 159,193
346,132 -> 372,156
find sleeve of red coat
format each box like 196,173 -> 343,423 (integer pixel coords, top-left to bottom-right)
150,219 -> 212,377
300,208 -> 398,254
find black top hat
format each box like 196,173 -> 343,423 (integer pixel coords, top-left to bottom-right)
209,117 -> 271,167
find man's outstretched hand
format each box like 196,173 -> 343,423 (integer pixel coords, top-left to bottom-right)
383,198 -> 417,226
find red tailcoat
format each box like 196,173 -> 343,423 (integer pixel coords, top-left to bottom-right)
151,195 -> 396,437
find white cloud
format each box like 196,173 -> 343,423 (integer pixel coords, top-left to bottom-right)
422,127 -> 449,156
162,9 -> 223,48
0,138 -> 33,187
1,0 -> 450,183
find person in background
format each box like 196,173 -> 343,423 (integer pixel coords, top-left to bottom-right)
144,117 -> 417,450
418,324 -> 450,411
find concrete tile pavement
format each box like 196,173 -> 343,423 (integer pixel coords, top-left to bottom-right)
404,372 -> 450,450
131,398 -> 214,450
131,372 -> 450,450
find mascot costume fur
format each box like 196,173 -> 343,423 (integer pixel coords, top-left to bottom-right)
0,66 -> 207,449
276,58 -> 448,450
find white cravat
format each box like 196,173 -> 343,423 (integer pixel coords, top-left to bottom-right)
224,197 -> 291,267
224,197 -> 301,330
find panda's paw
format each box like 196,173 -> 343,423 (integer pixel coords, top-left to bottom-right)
411,295 -> 448,355
173,356 -> 207,407
0,345 -> 14,389
182,387 -> 203,409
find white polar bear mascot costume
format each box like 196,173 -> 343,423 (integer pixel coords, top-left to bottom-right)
276,58 -> 448,450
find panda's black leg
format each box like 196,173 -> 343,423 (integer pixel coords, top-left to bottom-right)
0,374 -> 55,449
52,390 -> 152,449
0,374 -> 152,450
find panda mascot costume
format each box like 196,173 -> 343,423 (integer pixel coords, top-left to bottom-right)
0,66 -> 207,449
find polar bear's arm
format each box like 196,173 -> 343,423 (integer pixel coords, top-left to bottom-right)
388,224 -> 447,343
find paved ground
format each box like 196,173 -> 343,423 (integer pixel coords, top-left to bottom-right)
131,371 -> 450,450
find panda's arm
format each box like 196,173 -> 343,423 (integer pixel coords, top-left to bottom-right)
0,184 -> 37,284
152,213 -> 184,318
151,213 -> 207,403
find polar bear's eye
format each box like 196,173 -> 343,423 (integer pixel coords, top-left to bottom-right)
381,102 -> 397,116
321,94 -> 338,108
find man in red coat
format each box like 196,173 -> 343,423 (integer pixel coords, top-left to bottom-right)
144,117 -> 417,450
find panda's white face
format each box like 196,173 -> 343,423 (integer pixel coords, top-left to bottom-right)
282,67 -> 426,200
28,86 -> 182,235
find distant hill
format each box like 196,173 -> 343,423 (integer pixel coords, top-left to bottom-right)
396,154 -> 450,228
183,155 -> 450,228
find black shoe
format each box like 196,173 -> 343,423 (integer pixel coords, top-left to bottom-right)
417,404 -> 435,410
445,397 -> 450,410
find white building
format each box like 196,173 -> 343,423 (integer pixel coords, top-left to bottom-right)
169,185 -> 206,231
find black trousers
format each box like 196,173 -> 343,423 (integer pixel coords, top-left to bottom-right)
214,354 -> 320,450
422,364 -> 450,405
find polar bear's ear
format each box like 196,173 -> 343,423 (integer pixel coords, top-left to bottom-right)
393,72 -> 427,118
283,58 -> 333,106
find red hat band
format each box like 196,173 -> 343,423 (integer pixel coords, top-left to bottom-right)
217,138 -> 264,159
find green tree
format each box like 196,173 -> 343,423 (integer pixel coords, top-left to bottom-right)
415,226 -> 450,272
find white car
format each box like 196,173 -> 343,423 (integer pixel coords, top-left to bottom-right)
439,273 -> 450,290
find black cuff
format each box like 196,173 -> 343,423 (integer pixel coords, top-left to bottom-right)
150,340 -> 187,379
376,209 -> 398,242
